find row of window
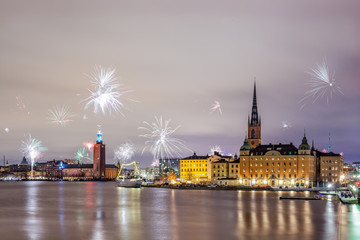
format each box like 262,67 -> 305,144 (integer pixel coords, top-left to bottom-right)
321,167 -> 338,171
182,168 -> 206,172
181,164 -> 207,167
244,157 -> 305,161
322,173 -> 338,177
247,168 -> 304,173
181,160 -> 207,163
241,162 -> 304,167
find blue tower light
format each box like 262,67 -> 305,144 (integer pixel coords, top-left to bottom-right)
97,129 -> 103,143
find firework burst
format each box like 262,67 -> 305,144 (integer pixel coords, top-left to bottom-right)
83,142 -> 95,151
300,58 -> 343,109
209,145 -> 223,155
75,147 -> 91,164
16,96 -> 30,114
114,142 -> 136,164
210,100 -> 222,115
151,159 -> 160,167
20,134 -> 47,177
47,105 -> 75,125
139,116 -> 191,160
83,65 -> 132,116
281,120 -> 291,130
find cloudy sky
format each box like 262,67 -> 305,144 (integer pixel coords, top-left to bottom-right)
1,0 -> 359,166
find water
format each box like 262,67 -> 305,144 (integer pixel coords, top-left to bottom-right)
0,182 -> 359,240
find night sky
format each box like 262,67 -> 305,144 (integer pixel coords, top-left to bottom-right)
1,0 -> 359,166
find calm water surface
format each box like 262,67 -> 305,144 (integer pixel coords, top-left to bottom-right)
0,182 -> 359,240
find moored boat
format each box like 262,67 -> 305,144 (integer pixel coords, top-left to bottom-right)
338,191 -> 358,204
116,177 -> 142,188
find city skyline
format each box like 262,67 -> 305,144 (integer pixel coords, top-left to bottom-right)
1,0 -> 360,166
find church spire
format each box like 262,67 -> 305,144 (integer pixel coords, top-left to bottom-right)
327,132 -> 331,153
250,80 -> 259,126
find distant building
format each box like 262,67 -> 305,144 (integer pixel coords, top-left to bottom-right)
159,158 -> 181,175
93,129 -> 106,180
20,157 -> 28,165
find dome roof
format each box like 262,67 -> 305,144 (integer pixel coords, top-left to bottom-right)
299,133 -> 310,150
240,137 -> 252,151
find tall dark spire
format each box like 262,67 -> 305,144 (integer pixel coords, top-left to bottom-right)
250,80 -> 259,126
327,132 -> 331,153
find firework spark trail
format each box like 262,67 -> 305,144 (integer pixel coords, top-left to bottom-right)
47,105 -> 75,125
300,58 -> 343,109
114,142 -> 136,164
83,65 -> 133,116
209,145 -> 223,155
139,116 -> 191,160
210,101 -> 222,115
75,147 -> 91,164
20,134 -> 47,178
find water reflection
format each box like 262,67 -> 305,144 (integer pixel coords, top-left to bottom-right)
24,182 -> 43,240
116,187 -> 142,239
1,182 -> 359,240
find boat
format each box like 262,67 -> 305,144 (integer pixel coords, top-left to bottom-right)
280,196 -> 320,200
116,161 -> 142,188
117,177 -> 142,188
338,191 -> 358,204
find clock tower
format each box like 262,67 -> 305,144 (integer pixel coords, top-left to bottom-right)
248,81 -> 261,149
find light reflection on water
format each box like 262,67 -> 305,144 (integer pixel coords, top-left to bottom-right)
24,182 -> 43,240
0,182 -> 359,240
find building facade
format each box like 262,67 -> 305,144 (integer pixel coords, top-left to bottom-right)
317,151 -> 344,186
180,152 -> 231,183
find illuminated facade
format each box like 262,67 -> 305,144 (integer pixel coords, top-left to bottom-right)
180,152 -> 231,183
317,151 -> 344,185
93,129 -> 106,180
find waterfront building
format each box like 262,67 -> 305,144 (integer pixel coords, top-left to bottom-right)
210,157 -> 238,185
316,151 -> 344,186
236,134 -> 316,187
180,152 -> 232,183
93,129 -> 106,180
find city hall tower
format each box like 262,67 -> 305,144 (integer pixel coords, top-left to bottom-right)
93,128 -> 106,179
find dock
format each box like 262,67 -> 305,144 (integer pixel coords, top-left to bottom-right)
279,196 -> 320,200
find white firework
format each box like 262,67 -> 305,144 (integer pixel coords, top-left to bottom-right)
83,65 -> 131,116
20,134 -> 47,177
281,120 -> 291,130
47,105 -> 75,125
210,100 -> 222,115
151,159 -> 160,168
300,58 -> 343,109
209,145 -> 223,155
139,116 -> 191,160
114,142 -> 136,164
